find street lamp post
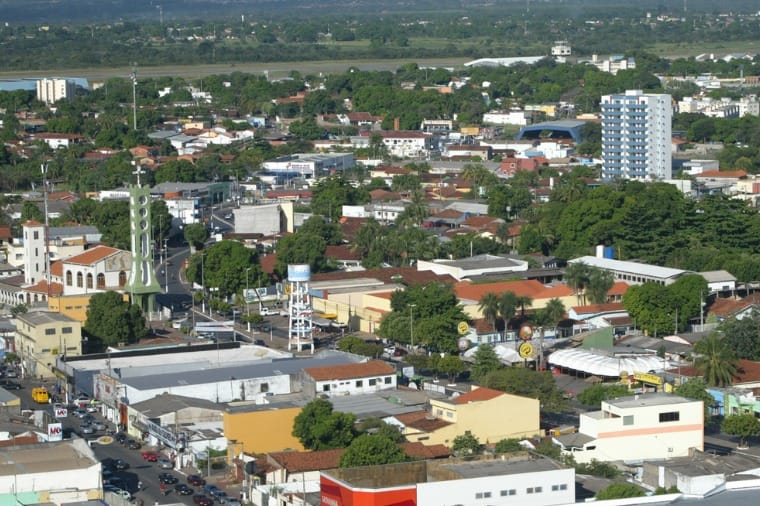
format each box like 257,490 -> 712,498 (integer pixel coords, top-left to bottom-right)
245,267 -> 252,332
201,252 -> 206,315
409,304 -> 416,350
163,238 -> 169,293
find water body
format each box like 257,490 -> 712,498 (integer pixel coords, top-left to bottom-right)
0,77 -> 91,92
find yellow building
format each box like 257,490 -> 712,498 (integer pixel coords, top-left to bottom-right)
15,311 -> 82,379
223,403 -> 306,455
48,294 -> 96,323
392,387 -> 542,447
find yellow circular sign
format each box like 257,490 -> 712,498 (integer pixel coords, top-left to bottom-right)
518,342 -> 534,359
457,321 -> 469,335
96,436 -> 114,445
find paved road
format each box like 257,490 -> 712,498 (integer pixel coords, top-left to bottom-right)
11,374 -> 235,506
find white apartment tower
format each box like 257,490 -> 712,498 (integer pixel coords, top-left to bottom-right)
36,78 -> 76,105
601,89 -> 672,180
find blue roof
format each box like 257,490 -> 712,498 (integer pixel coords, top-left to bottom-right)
517,120 -> 587,143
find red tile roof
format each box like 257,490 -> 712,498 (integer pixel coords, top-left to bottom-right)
50,260 -> 63,278
461,216 -> 503,228
65,245 -> 121,266
607,281 -> 631,296
268,449 -> 343,473
25,279 -> 64,296
673,359 -> 760,385
454,279 -> 547,302
259,254 -> 277,275
0,226 -> 11,240
452,387 -> 504,404
304,360 -> 395,382
311,266 -> 456,286
708,293 -> 760,319
325,245 -> 361,261
696,170 -> 747,179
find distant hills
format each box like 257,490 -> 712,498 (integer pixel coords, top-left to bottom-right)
1,0 -> 759,25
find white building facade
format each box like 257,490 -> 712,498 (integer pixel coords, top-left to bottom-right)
36,78 -> 76,105
601,89 -> 672,180
556,394 -> 704,464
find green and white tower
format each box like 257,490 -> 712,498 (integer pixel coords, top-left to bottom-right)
125,165 -> 161,316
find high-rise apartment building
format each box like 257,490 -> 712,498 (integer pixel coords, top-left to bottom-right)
36,78 -> 76,105
601,89 -> 672,180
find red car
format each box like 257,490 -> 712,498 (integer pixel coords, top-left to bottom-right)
141,450 -> 160,462
193,495 -> 213,506
187,474 -> 206,487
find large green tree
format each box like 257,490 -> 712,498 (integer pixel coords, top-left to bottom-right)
184,223 -> 210,250
292,399 -> 357,450
186,240 -> 261,298
722,414 -> 760,448
721,313 -> 760,360
674,378 -> 715,421
338,434 -> 408,468
576,384 -> 630,408
482,367 -> 566,413
377,282 -> 468,353
470,344 -> 502,383
84,291 -> 147,347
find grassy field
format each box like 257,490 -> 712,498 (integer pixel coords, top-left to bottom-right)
649,40 -> 760,59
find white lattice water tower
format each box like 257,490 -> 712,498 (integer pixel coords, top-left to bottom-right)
287,264 -> 314,353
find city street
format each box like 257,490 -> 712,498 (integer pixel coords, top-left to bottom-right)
12,375 -> 235,506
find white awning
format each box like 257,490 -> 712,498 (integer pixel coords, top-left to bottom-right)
548,348 -> 670,377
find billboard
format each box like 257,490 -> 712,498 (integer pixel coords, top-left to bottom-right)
48,422 -> 63,442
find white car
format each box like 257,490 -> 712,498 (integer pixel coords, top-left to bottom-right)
258,307 -> 276,316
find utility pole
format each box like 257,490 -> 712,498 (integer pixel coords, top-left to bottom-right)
409,304 -> 416,350
245,267 -> 252,332
41,163 -> 52,301
130,65 -> 138,130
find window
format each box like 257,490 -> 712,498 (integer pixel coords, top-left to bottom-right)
62,327 -> 72,334
474,492 -> 491,499
322,384 -> 330,392
659,411 -> 680,423
560,484 -> 567,491
384,377 -> 392,384
446,411 -> 454,418
34,231 -> 39,240
500,489 -> 516,496
97,273 -> 106,289
535,487 -> 542,493
623,415 -> 634,426
527,488 -> 535,494
45,328 -> 55,335
260,383 -> 269,393
356,380 -> 363,387
86,273 -> 93,289
369,379 -> 377,386
77,272 -> 83,288
66,271 -> 72,286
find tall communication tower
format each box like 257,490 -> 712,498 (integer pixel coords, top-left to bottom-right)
287,264 -> 314,353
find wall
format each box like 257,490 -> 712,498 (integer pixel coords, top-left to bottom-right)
223,407 -> 305,454
320,475 -> 417,506
0,462 -> 101,506
421,394 -> 541,446
313,374 -> 396,398
416,467 -> 574,506
48,294 -> 94,323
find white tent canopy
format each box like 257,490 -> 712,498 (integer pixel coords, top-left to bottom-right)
464,343 -> 523,364
548,348 -> 670,378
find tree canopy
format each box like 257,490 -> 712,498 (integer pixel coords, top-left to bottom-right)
338,434 -> 408,468
292,399 -> 357,450
481,367 -> 566,413
84,291 -> 147,347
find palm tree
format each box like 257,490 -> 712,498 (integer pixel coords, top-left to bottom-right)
498,291 -> 518,341
564,261 -> 590,305
515,295 -> 533,317
478,292 -> 501,334
543,298 -> 566,335
587,267 -> 615,304
694,334 -> 739,387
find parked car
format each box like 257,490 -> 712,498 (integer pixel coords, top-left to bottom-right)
126,439 -> 142,450
226,500 -> 241,506
5,369 -> 17,378
211,490 -> 229,504
115,433 -> 127,444
187,474 -> 206,487
1,380 -> 21,389
113,459 -> 129,471
203,485 -> 220,496
93,421 -> 106,431
72,408 -> 87,418
175,484 -> 194,496
157,457 -> 174,469
258,307 -> 276,316
193,495 -> 214,506
141,450 -> 160,462
79,423 -> 94,434
158,473 -> 178,485
86,403 -> 100,413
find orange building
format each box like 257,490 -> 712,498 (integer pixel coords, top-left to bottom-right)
223,403 -> 306,455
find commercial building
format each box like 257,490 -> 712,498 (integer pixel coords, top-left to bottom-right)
16,311 -> 82,380
321,454 -> 574,506
568,255 -> 689,286
601,89 -> 672,180
554,393 -> 704,463
36,78 -> 77,105
261,153 -> 354,178
390,386 -> 542,447
303,360 -> 397,398
0,438 -> 102,505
